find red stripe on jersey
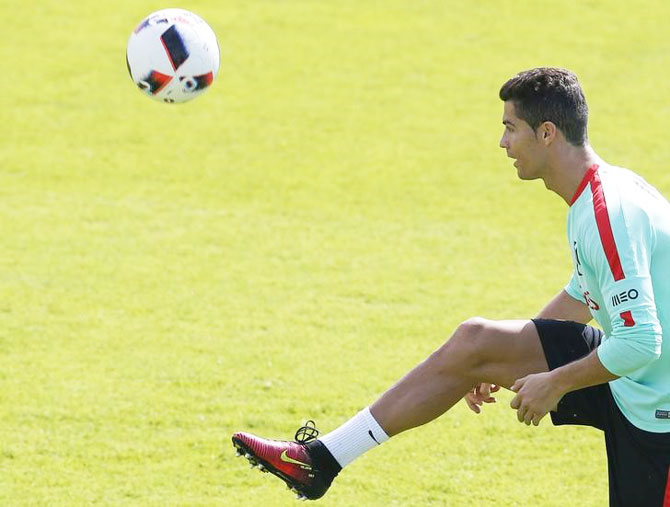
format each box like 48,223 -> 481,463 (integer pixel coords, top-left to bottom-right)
570,164 -> 599,205
663,467 -> 670,507
589,168 -> 626,281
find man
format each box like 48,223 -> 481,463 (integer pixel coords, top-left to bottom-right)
232,68 -> 670,505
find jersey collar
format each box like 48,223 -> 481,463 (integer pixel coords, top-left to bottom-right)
570,164 -> 599,206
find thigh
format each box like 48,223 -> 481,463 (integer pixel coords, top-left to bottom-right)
459,318 -> 549,388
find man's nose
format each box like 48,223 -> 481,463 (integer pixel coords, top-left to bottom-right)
499,134 -> 508,149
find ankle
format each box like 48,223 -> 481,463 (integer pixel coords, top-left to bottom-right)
305,440 -> 341,481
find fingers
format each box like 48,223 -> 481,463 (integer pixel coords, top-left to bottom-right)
516,403 -> 526,423
465,388 -> 479,413
511,394 -> 546,426
508,375 -> 550,426
466,396 -> 482,414
509,377 -> 534,424
475,383 -> 497,404
524,410 -> 534,425
466,383 -> 501,414
525,411 -> 545,426
509,377 -> 525,410
465,386 -> 496,413
515,402 -> 538,425
510,392 -> 520,409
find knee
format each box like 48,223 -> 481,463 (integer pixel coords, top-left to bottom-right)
453,317 -> 491,349
434,317 -> 493,366
454,317 -> 490,341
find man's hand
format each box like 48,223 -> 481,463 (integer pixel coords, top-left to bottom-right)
465,383 -> 500,414
510,372 -> 565,426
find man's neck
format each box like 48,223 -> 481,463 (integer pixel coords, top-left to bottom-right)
543,145 -> 603,205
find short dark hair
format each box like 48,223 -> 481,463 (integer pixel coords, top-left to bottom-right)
499,68 -> 588,146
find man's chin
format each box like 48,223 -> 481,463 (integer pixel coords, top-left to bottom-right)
514,163 -> 526,179
515,166 -> 538,181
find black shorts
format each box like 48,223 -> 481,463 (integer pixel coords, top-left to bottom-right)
533,319 -> 670,507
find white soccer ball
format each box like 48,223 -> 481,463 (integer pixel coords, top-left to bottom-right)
126,8 -> 220,104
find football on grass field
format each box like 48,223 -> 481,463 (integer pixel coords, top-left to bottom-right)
126,8 -> 220,104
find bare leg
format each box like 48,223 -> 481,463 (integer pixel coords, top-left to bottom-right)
370,318 -> 548,436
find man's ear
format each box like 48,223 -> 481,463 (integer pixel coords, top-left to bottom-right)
539,121 -> 557,144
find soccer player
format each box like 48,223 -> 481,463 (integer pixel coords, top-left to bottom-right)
232,68 -> 670,505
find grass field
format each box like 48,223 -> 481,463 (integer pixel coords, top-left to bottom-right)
2,1 -> 670,505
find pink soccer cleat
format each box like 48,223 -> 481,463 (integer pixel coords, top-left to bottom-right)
232,421 -> 337,500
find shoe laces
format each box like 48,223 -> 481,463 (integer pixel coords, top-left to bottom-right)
294,420 -> 319,444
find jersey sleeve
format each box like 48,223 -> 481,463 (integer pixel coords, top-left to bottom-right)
564,271 -> 583,301
587,201 -> 663,376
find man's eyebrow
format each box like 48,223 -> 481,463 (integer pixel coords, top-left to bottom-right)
502,119 -> 515,126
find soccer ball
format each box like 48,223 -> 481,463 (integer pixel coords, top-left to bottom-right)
126,8 -> 220,104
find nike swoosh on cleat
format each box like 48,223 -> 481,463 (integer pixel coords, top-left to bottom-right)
280,450 -> 312,469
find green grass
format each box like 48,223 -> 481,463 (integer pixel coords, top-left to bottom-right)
2,0 -> 670,504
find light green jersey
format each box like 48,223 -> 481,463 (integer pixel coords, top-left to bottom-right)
565,164 -> 670,432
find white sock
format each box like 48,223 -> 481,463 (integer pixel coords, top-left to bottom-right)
319,407 -> 389,468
